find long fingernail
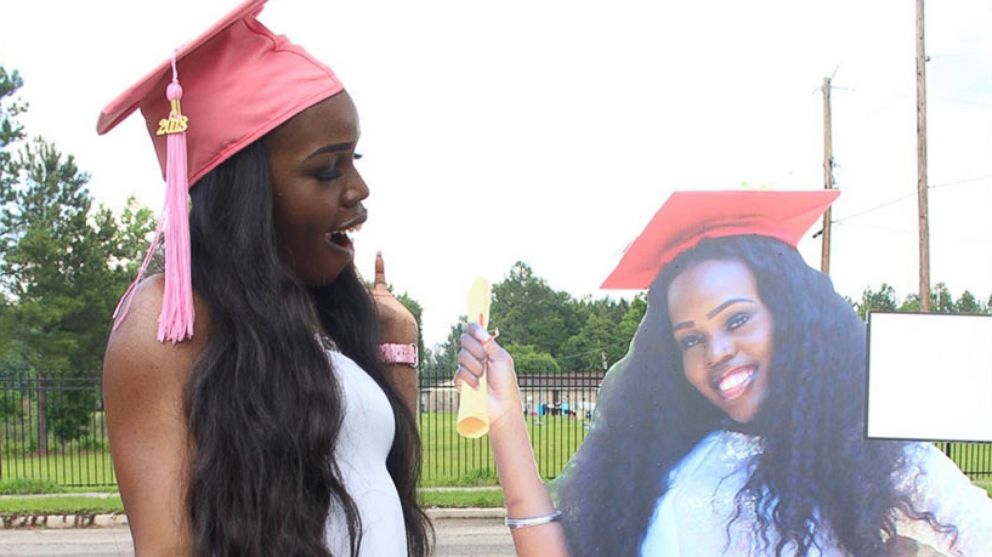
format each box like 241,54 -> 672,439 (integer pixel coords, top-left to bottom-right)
472,327 -> 490,342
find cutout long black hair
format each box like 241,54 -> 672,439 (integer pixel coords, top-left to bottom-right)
184,140 -> 431,556
555,235 -> 954,557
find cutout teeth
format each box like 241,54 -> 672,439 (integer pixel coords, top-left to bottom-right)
720,372 -> 749,392
716,367 -> 754,394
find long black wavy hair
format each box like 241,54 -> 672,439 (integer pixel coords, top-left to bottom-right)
555,235 -> 954,557
183,139 -> 431,556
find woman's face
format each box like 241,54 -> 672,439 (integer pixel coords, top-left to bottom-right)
264,91 -> 367,286
666,259 -> 774,423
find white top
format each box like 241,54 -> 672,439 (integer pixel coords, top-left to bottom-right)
640,430 -> 992,556
323,350 -> 407,557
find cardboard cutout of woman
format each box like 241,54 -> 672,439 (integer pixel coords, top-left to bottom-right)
459,190 -> 992,557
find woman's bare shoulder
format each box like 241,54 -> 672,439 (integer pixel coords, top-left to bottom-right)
103,275 -> 212,392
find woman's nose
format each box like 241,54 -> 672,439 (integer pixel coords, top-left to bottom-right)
706,333 -> 736,367
341,175 -> 369,208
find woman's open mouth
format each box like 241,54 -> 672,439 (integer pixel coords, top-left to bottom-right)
324,222 -> 361,252
713,365 -> 756,401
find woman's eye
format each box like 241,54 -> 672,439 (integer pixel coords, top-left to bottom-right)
316,167 -> 342,181
679,334 -> 703,350
727,313 -> 751,330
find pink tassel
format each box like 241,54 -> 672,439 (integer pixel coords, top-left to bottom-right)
114,53 -> 194,342
157,65 -> 195,343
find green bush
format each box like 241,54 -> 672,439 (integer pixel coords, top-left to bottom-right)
0,478 -> 61,495
74,434 -> 107,451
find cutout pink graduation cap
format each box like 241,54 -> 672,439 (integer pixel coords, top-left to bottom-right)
97,0 -> 344,342
601,190 -> 840,289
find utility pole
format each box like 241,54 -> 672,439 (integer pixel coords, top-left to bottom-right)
916,0 -> 931,311
821,77 -> 834,275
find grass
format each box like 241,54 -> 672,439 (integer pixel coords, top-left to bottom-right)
975,480 -> 992,497
1,448 -> 116,487
419,488 -> 504,508
417,412 -> 590,485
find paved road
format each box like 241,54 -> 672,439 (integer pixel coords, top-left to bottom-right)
0,517 -> 514,557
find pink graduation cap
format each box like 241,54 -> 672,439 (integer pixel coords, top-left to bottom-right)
601,190 -> 840,289
97,0 -> 344,342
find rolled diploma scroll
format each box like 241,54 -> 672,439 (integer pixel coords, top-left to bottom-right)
457,277 -> 491,438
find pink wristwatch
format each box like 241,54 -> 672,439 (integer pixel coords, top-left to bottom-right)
379,343 -> 418,367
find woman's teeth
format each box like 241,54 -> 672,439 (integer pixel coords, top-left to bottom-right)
325,224 -> 362,246
716,366 -> 755,400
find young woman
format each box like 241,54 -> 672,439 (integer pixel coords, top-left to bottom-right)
458,191 -> 992,556
100,1 -> 429,555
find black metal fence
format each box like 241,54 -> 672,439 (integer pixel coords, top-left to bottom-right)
0,375 -> 116,487
417,372 -> 605,483
940,442 -> 992,480
1,373 -> 991,488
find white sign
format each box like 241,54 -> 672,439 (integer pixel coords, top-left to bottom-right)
866,312 -> 992,442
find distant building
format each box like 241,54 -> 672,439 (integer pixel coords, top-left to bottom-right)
420,372 -> 606,421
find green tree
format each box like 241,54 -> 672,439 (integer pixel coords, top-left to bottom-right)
954,290 -> 984,314
422,317 -> 466,385
0,67 -> 27,195
898,294 -> 921,313
930,283 -> 955,313
504,343 -> 560,373
616,293 -> 647,352
855,284 -> 898,320
560,313 -> 619,371
490,262 -> 581,360
900,284 -> 959,314
0,65 -> 155,448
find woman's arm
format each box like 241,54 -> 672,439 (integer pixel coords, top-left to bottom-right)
457,323 -> 570,557
370,254 -> 420,417
103,276 -> 209,556
894,442 -> 992,555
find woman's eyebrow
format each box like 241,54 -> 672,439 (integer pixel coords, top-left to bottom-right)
706,298 -> 755,319
304,142 -> 355,161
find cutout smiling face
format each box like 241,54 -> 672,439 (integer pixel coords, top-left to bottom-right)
667,259 -> 774,423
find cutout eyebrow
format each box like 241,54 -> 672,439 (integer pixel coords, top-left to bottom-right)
672,298 -> 756,331
304,142 -> 354,161
706,298 -> 755,320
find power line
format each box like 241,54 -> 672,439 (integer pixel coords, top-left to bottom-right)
929,174 -> 992,189
833,193 -> 915,224
831,175 -> 992,224
835,220 -> 992,245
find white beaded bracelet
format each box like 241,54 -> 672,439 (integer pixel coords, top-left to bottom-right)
505,510 -> 562,530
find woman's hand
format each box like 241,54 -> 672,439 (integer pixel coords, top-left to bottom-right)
370,252 -> 418,346
456,322 -> 525,432
884,535 -> 948,557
